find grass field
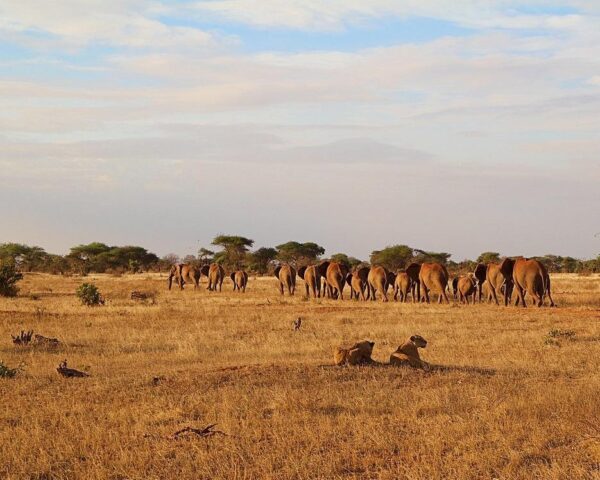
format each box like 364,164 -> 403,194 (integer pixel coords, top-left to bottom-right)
1,273 -> 599,480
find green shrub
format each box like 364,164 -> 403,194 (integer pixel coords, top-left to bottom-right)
0,262 -> 23,297
76,283 -> 104,306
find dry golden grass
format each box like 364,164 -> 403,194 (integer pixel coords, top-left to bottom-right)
1,273 -> 599,480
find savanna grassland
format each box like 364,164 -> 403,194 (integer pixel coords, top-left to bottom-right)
0,273 -> 599,480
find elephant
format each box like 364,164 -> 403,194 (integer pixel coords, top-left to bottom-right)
451,277 -> 459,301
317,261 -> 348,300
407,263 -> 449,304
456,275 -> 477,304
405,263 -> 422,302
393,272 -> 413,302
368,265 -> 390,302
485,262 -> 513,306
346,266 -> 370,300
481,280 -> 494,303
274,264 -> 296,295
168,263 -> 201,290
206,263 -> 225,292
473,263 -> 487,302
298,265 -> 321,298
500,257 -> 552,308
230,270 -> 248,292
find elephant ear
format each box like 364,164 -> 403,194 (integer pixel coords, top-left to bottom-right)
406,263 -> 421,281
500,258 -> 515,278
474,263 -> 487,284
243,271 -> 248,281
230,272 -> 235,281
316,261 -> 330,277
345,273 -> 353,286
274,265 -> 282,278
297,266 -> 307,280
200,265 -> 210,276
357,266 -> 370,281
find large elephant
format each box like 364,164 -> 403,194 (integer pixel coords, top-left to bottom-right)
485,262 -> 513,306
368,266 -> 390,302
317,261 -> 348,300
230,270 -> 248,293
274,264 -> 296,295
298,265 -> 321,298
205,263 -> 225,292
407,263 -> 449,304
345,266 -> 370,300
406,263 -> 422,302
393,272 -> 413,302
168,263 -> 201,290
500,257 -> 551,307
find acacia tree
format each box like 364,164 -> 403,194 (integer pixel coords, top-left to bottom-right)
247,247 -> 278,274
476,252 -> 501,264
329,253 -> 362,269
211,235 -> 254,270
370,245 -> 414,271
275,241 -> 325,265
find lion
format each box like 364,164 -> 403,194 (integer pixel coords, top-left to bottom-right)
389,335 -> 430,371
333,340 -> 375,366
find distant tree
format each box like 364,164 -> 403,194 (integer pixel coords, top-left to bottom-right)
370,245 -> 414,271
329,253 -> 362,269
212,235 -> 254,269
275,241 -> 325,265
0,262 -> 23,297
182,254 -> 197,264
0,243 -> 48,271
197,248 -> 215,264
476,252 -> 501,264
247,247 -> 277,274
413,249 -> 452,266
162,254 -> 180,266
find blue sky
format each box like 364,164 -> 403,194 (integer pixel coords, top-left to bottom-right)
0,1 -> 599,260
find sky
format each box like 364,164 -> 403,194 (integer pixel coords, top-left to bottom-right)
1,1 -> 599,261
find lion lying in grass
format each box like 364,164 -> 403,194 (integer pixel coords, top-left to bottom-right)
333,340 -> 375,366
389,335 -> 430,371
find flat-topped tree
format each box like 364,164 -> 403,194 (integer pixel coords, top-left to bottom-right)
275,241 -> 325,266
370,245 -> 414,271
211,235 -> 254,270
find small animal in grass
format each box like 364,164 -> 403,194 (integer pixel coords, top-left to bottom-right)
57,360 -> 89,378
293,318 -> 302,331
389,335 -> 430,371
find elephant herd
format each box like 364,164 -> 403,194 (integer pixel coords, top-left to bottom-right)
168,256 -> 556,308
168,263 -> 247,293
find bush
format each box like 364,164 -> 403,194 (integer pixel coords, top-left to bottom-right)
0,262 -> 23,297
76,283 -> 104,306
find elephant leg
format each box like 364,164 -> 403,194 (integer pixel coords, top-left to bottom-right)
515,284 -> 526,307
423,286 -> 430,303
381,285 -> 388,302
279,282 -> 284,295
490,287 -> 499,306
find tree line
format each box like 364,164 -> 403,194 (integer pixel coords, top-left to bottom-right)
1,237 -> 599,276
